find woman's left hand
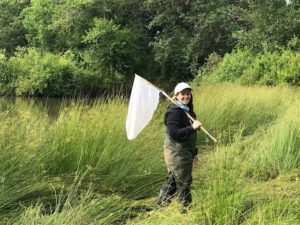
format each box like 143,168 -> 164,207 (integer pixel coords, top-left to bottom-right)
193,156 -> 199,165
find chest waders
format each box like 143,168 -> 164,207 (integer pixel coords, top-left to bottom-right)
156,128 -> 197,207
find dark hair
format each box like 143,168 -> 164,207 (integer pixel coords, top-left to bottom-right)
187,94 -> 196,119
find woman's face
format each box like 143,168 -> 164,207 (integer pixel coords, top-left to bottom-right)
176,89 -> 191,105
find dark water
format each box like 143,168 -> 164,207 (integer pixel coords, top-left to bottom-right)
0,97 -> 74,120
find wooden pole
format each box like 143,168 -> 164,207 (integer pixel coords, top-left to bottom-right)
135,74 -> 217,143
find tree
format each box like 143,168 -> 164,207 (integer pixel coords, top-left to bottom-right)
22,0 -> 103,52
0,0 -> 30,54
144,0 -> 244,81
233,0 -> 300,51
186,1 -> 247,72
82,18 -> 139,86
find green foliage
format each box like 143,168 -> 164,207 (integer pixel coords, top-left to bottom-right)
0,100 -> 49,215
185,1 -> 241,72
0,52 -> 16,95
145,1 -> 191,61
1,0 -> 300,96
287,36 -> 300,51
233,0 -> 300,52
0,0 -> 29,54
144,0 -> 241,80
144,0 -> 191,80
0,97 -> 164,222
197,49 -> 256,83
1,85 -> 300,224
240,52 -> 279,85
250,102 -> 300,176
198,49 -> 300,85
277,51 -> 300,85
10,48 -> 79,96
22,0 -> 96,51
13,193 -> 133,225
129,84 -> 300,225
82,18 -> 138,86
21,0 -> 56,50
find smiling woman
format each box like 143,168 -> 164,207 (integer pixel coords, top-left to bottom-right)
156,82 -> 202,209
174,82 -> 192,105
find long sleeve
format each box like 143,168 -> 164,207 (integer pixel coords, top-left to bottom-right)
165,107 -> 195,142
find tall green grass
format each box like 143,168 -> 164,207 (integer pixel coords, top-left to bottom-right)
241,101 -> 299,180
0,84 -> 299,224
0,97 -> 165,224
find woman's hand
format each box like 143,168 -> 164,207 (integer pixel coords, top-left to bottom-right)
192,120 -> 202,130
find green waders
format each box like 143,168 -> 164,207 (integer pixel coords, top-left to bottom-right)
157,129 -> 196,207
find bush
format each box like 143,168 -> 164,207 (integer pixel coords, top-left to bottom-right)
198,49 -> 300,86
198,49 -> 256,83
0,51 -> 16,95
82,19 -> 138,88
277,51 -> 300,85
239,52 -> 279,85
10,48 -> 80,96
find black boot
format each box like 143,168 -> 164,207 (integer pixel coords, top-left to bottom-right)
176,177 -> 192,208
179,187 -> 192,207
156,173 -> 176,206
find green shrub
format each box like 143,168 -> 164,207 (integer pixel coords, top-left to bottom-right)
0,51 -> 15,95
198,49 -> 256,83
10,48 -> 79,96
82,18 -> 137,87
198,49 -> 300,86
277,51 -> 300,85
239,52 -> 279,85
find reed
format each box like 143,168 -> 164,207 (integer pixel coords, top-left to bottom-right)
0,84 -> 299,224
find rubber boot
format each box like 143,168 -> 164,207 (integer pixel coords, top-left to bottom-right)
156,173 -> 176,206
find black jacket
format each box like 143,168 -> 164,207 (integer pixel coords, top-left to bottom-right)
164,104 -> 197,143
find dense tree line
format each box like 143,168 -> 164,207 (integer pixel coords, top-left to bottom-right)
0,0 -> 300,96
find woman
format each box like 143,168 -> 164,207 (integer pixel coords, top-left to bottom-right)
157,82 -> 202,208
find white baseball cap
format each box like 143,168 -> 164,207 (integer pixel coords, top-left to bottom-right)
174,82 -> 192,95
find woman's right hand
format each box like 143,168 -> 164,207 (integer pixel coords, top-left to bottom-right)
192,120 -> 202,130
